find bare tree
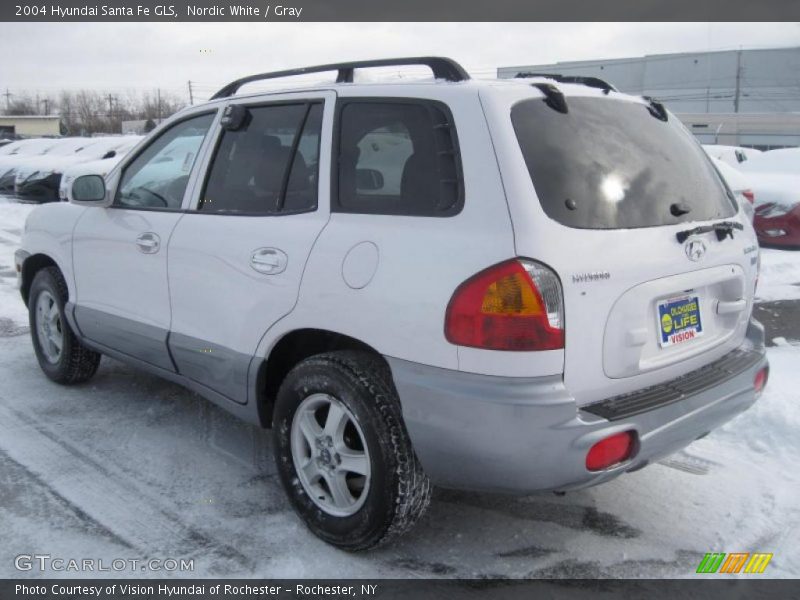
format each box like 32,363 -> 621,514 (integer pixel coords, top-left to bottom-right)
6,92 -> 38,115
3,88 -> 187,135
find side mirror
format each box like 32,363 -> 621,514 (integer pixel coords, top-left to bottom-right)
356,168 -> 384,191
70,174 -> 107,204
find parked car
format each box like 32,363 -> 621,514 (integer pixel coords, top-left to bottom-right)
15,57 -> 768,550
703,144 -> 762,167
58,136 -> 143,201
746,173 -> 800,248
709,156 -> 755,221
14,137 -> 141,203
0,138 -> 63,194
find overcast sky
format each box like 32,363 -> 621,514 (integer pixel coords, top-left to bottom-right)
1,22 -> 798,102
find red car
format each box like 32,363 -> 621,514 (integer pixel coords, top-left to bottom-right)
740,150 -> 800,248
754,201 -> 800,248
744,173 -> 800,248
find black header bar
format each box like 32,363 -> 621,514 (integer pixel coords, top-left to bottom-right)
2,0 -> 798,22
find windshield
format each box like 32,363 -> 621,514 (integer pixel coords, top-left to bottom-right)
511,96 -> 736,229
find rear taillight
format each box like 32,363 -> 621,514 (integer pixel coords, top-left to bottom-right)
742,189 -> 755,204
754,366 -> 769,396
586,431 -> 636,471
444,259 -> 564,351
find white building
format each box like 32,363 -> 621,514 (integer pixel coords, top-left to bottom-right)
499,46 -> 800,149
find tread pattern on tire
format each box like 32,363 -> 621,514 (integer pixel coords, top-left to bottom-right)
32,266 -> 101,384
284,350 -> 432,550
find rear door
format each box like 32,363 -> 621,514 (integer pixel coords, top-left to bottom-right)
484,88 -> 758,405
166,91 -> 333,403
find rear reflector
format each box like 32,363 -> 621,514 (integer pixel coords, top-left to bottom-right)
444,259 -> 564,351
754,366 -> 769,396
585,431 -> 636,471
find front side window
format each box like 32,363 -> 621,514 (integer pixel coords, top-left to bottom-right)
115,113 -> 214,210
336,101 -> 462,216
199,102 -> 322,214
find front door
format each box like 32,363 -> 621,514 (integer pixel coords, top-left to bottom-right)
72,111 -> 217,370
166,92 -> 333,403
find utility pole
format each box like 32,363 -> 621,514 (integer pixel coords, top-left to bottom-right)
2,88 -> 11,112
733,49 -> 742,113
188,80 -> 194,105
41,98 -> 50,115
106,93 -> 115,116
156,87 -> 162,121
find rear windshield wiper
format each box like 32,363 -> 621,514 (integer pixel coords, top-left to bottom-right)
676,221 -> 744,243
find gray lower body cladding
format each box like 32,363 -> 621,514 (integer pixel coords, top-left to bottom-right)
387,318 -> 767,494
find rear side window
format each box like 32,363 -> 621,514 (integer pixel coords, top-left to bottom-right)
511,97 -> 736,229
200,102 -> 322,214
335,100 -> 462,216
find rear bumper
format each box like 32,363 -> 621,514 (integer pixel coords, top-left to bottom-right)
387,318 -> 767,494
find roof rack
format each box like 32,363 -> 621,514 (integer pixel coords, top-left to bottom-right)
211,57 -> 471,99
514,72 -> 618,94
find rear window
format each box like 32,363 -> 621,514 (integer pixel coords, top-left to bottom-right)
511,96 -> 736,229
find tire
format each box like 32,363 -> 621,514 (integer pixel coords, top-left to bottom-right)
273,350 -> 431,550
28,266 -> 101,384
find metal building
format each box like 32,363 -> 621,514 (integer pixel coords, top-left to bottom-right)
498,46 -> 800,149
0,115 -> 61,138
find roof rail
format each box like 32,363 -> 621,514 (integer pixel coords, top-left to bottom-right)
211,57 -> 471,99
514,72 -> 618,94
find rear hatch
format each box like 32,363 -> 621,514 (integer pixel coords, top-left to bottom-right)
498,87 -> 758,405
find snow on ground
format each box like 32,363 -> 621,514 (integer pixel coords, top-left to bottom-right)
757,248 -> 800,302
0,198 -> 798,579
0,197 -> 34,331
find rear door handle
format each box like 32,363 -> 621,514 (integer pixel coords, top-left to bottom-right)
250,247 -> 287,275
136,232 -> 160,254
716,298 -> 746,315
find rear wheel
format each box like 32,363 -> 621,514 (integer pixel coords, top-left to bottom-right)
273,350 -> 431,550
28,267 -> 101,384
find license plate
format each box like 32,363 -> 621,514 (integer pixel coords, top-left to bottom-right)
657,295 -> 703,348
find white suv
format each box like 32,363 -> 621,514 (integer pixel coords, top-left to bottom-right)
15,57 -> 768,550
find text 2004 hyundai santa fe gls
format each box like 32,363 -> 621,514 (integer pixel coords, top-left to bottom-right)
15,57 -> 768,550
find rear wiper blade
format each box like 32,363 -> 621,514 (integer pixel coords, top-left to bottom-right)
676,221 -> 744,244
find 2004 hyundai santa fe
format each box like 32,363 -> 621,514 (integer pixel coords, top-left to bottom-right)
15,57 -> 769,550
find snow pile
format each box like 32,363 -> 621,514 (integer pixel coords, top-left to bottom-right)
740,148 -> 800,175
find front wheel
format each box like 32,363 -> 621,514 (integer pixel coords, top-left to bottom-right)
273,351 -> 431,550
28,266 -> 101,384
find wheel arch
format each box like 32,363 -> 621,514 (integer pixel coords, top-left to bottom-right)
20,253 -> 61,307
254,328 -> 389,428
